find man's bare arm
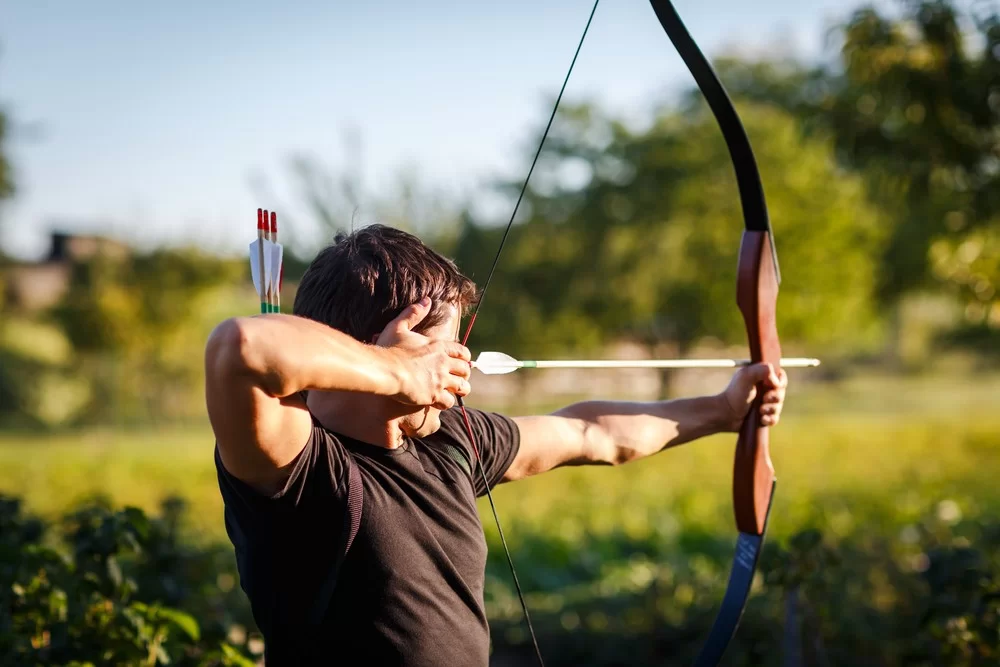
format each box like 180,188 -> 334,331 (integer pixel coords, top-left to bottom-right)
505,395 -> 731,481
205,300 -> 470,494
503,364 -> 786,482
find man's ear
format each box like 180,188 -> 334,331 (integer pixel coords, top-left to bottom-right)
371,333 -> 379,344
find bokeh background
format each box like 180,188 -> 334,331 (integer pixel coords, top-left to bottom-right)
1,0 -> 999,665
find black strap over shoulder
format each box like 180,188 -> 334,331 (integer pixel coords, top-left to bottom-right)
308,456 -> 364,626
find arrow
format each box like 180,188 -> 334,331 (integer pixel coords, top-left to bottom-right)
267,210 -> 283,313
250,208 -> 284,313
249,208 -> 268,313
471,351 -> 820,375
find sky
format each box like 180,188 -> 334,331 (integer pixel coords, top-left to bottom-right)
0,0 -> 859,260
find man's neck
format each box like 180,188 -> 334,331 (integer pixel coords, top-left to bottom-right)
306,391 -> 413,449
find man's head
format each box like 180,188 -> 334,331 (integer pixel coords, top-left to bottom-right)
293,224 -> 478,436
294,224 -> 477,343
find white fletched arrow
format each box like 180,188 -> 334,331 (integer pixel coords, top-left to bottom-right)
471,351 -> 821,375
250,208 -> 284,313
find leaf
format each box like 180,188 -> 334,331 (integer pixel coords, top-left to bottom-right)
156,607 -> 201,642
106,555 -> 122,588
220,644 -> 258,667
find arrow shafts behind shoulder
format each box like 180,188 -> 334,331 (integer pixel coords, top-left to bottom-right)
251,208 -> 284,313
254,209 -> 267,313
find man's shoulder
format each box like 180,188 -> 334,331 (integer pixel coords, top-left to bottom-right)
432,406 -> 520,459
438,404 -> 515,426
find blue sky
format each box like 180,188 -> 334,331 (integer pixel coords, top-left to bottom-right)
1,0 -> 857,260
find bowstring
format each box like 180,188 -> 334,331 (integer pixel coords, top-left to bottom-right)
456,2 -> 601,665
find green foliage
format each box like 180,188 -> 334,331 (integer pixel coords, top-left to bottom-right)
812,0 -> 999,318
455,99 -> 886,360
31,247 -> 250,427
480,517 -> 1000,665
0,105 -> 14,206
4,435 -> 1000,666
2,373 -> 998,664
0,496 -> 258,666
700,0 -> 1000,337
478,416 -> 1000,665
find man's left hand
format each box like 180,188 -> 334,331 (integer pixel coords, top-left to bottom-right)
719,363 -> 788,431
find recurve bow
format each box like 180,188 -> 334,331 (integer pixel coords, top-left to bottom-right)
649,1 -> 782,663
459,1 -> 783,665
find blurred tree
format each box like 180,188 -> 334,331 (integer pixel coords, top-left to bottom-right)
0,58 -> 24,423
706,1 -> 1000,346
48,247 -> 247,426
0,106 -> 13,209
454,98 -> 887,380
822,1 -> 999,320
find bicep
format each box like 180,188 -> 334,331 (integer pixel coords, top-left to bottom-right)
205,320 -> 313,495
504,414 -> 612,482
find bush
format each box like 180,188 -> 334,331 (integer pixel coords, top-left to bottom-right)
485,516 -> 1000,665
0,495 -> 258,666
3,492 -> 997,666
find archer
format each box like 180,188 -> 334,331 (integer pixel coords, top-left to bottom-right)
204,224 -> 788,666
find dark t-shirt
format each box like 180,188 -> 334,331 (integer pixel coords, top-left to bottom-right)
215,407 -> 520,666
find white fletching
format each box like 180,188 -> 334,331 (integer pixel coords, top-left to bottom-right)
472,351 -> 524,375
260,239 -> 276,295
268,241 -> 283,294
249,240 -> 264,297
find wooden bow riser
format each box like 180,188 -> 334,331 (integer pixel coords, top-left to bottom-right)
734,230 -> 781,536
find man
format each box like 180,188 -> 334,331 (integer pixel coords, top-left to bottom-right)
205,224 -> 787,666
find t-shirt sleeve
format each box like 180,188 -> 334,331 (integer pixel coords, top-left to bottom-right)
440,406 -> 520,497
214,420 -> 356,635
215,419 -> 353,526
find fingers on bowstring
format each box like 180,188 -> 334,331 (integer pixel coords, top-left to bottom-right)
446,341 -> 471,362
447,357 -> 472,382
448,374 -> 471,398
433,389 -> 458,411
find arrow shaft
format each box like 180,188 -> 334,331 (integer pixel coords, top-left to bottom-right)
256,217 -> 267,313
474,357 -> 819,371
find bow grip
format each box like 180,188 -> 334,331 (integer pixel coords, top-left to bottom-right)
734,230 -> 780,536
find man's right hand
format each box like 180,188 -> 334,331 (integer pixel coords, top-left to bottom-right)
375,297 -> 472,410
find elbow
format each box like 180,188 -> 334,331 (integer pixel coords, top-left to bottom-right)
205,318 -> 278,392
606,443 -> 637,467
596,430 -> 641,467
582,422 -> 633,467
206,317 -> 253,373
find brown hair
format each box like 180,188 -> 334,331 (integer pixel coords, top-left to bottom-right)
292,224 -> 478,341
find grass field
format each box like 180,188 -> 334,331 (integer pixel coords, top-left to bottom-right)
1,370 -> 997,549
2,369 -> 998,664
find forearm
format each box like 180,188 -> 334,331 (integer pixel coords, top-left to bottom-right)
207,314 -> 400,398
553,395 -> 734,466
